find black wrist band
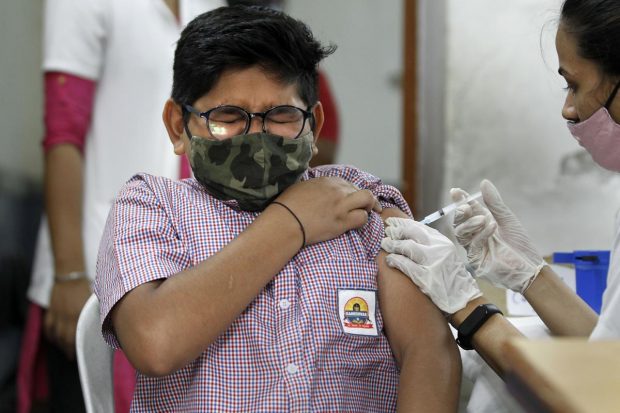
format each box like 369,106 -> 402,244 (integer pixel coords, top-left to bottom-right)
456,303 -> 503,350
271,201 -> 306,249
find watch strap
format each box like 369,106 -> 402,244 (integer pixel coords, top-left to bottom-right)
456,303 -> 503,350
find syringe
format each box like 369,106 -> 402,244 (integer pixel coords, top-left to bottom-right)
419,191 -> 482,225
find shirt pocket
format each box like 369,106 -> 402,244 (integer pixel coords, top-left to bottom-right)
297,258 -> 396,378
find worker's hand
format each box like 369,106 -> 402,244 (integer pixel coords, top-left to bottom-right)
381,217 -> 482,315
275,176 -> 382,245
44,278 -> 92,359
450,179 -> 545,293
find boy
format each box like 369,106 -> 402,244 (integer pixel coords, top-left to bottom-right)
95,5 -> 460,411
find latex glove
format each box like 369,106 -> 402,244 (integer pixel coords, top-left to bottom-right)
450,179 -> 545,293
381,217 -> 482,315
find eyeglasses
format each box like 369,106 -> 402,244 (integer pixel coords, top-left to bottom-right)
183,104 -> 314,140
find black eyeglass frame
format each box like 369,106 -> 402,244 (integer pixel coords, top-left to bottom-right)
182,103 -> 315,140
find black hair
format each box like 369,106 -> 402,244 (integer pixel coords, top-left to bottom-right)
226,0 -> 284,8
171,5 -> 336,107
560,0 -> 620,77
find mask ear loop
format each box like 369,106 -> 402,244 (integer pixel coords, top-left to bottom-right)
604,80 -> 620,109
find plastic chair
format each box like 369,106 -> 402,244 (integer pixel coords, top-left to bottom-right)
76,294 -> 115,413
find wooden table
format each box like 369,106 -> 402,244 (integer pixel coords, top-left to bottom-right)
504,338 -> 620,413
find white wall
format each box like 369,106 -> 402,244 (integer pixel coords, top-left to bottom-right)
287,0 -> 403,187
0,1 -> 44,183
416,0 -> 447,217
442,0 -> 620,253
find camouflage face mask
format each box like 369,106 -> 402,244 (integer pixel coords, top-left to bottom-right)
189,131 -> 314,211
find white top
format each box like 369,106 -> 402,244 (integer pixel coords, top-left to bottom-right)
29,0 -> 224,307
590,211 -> 620,340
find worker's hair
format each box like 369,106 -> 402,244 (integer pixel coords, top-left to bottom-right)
171,5 -> 335,107
561,0 -> 620,77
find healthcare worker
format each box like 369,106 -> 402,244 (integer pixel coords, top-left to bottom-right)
381,0 -> 620,375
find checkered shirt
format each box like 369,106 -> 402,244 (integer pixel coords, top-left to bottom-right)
95,164 -> 412,412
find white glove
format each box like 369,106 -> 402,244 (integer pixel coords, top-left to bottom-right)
381,217 -> 482,315
450,179 -> 545,293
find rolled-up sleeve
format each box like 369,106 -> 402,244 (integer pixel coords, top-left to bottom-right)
310,165 -> 412,261
349,168 -> 412,260
315,165 -> 412,216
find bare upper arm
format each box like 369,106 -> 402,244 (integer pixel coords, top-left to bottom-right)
376,208 -> 452,365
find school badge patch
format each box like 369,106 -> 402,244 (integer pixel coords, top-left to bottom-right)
338,289 -> 379,336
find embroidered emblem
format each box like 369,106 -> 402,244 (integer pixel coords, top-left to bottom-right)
338,289 -> 379,336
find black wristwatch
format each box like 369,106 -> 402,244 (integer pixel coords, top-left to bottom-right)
456,303 -> 503,350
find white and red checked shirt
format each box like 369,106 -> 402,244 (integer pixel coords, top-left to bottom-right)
95,165 -> 412,412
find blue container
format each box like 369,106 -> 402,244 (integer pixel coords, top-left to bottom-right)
552,250 -> 610,314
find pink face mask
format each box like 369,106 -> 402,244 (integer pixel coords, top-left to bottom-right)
568,82 -> 620,172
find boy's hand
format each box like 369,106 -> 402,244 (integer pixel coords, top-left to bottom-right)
275,176 -> 382,245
